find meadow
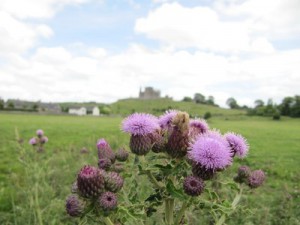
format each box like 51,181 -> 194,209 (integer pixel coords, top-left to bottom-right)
0,112 -> 299,225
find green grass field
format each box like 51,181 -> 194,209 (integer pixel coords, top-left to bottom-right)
0,113 -> 299,224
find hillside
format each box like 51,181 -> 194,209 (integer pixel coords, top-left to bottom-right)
109,98 -> 246,117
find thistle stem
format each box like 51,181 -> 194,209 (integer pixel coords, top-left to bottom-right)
165,198 -> 174,225
103,217 -> 114,225
146,170 -> 164,189
174,198 -> 191,224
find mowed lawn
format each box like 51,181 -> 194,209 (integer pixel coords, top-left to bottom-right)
0,113 -> 299,224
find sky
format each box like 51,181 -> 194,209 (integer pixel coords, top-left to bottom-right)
0,0 -> 299,107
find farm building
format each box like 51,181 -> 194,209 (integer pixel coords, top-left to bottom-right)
68,107 -> 87,116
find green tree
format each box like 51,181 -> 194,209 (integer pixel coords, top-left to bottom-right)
226,97 -> 239,109
194,93 -> 205,104
0,98 -> 4,109
254,99 -> 264,108
7,101 -> 14,109
279,97 -> 294,116
206,96 -> 215,105
182,96 -> 193,102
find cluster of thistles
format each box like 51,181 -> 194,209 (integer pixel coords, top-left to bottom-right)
29,129 -> 48,152
234,166 -> 265,188
66,138 -> 129,218
122,110 -> 264,197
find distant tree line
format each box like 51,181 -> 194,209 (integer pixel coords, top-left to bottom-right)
182,93 -> 218,106
247,96 -> 300,118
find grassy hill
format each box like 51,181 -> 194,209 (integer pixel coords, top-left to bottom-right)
109,98 -> 246,117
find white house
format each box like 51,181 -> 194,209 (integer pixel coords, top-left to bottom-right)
68,107 -> 87,116
92,106 -> 100,116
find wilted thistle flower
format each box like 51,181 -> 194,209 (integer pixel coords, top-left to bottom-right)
66,194 -> 86,217
189,119 -> 209,140
166,112 -> 190,158
98,158 -> 112,170
122,113 -> 159,155
99,192 -> 118,211
105,171 -> 124,192
77,165 -> 105,198
151,129 -> 166,153
36,129 -> 44,137
224,132 -> 249,158
247,170 -> 265,188
97,138 -> 115,163
183,176 -> 205,196
40,136 -> 48,144
115,148 -> 129,162
29,137 -> 37,145
188,134 -> 232,171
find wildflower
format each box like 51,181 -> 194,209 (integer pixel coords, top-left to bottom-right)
189,119 -> 209,140
98,158 -> 112,170
29,137 -> 37,145
98,192 -> 118,211
151,129 -> 166,153
158,110 -> 178,130
115,148 -> 129,162
166,112 -> 190,158
183,176 -> 205,196
247,170 -> 265,188
188,134 -> 232,171
224,132 -> 249,158
77,165 -> 105,198
40,136 -> 48,144
104,172 -> 124,193
97,139 -> 115,163
66,194 -> 86,217
122,113 -> 159,155
36,129 -> 44,137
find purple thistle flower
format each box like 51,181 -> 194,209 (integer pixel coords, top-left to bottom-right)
158,110 -> 178,129
40,136 -> 48,144
183,175 -> 205,196
188,135 -> 232,170
66,194 -> 85,217
247,170 -> 265,188
36,129 -> 44,137
99,192 -> 118,211
29,137 -> 37,145
224,132 -> 249,158
122,113 -> 159,136
190,119 -> 209,134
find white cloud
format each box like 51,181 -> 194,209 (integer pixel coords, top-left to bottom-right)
135,2 -> 275,54
0,0 -> 89,19
1,45 -> 299,107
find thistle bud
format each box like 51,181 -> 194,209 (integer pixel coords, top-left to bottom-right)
151,130 -> 166,153
98,158 -> 112,170
183,176 -> 205,196
111,163 -> 124,173
129,134 -> 152,155
40,136 -> 48,144
66,194 -> 86,217
97,139 -> 116,163
115,148 -> 129,162
192,163 -> 215,180
29,137 -> 37,146
105,172 -> 124,192
237,166 -> 251,182
77,165 -> 105,198
36,129 -> 44,138
98,192 -> 118,211
247,170 -> 265,188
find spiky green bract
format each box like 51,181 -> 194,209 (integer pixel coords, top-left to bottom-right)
183,176 -> 205,196
115,148 -> 129,162
104,171 -> 124,193
66,194 -> 86,217
191,163 -> 215,180
99,192 -> 118,211
129,134 -> 152,155
151,130 -> 166,153
77,165 -> 106,198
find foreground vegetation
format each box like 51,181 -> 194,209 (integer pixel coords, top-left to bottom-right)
0,113 -> 299,224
